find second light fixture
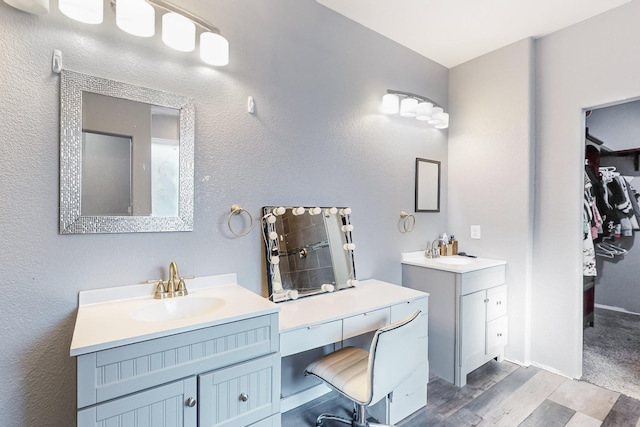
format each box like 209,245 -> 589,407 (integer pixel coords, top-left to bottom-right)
382,90 -> 449,129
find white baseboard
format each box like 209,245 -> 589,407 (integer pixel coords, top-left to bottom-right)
594,303 -> 640,316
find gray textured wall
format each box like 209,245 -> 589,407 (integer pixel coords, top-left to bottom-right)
448,38 -> 536,367
534,0 -> 640,378
0,1 -> 447,426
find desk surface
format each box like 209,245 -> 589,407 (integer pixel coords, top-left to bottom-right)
278,279 -> 429,332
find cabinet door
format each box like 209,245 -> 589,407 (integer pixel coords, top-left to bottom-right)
460,290 -> 487,367
77,377 -> 197,427
199,353 -> 280,427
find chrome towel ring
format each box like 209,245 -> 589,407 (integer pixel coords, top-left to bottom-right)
228,204 -> 254,237
400,211 -> 415,233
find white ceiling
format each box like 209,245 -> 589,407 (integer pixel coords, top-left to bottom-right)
317,0 -> 631,68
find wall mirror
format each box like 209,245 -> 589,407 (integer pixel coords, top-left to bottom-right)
59,70 -> 194,234
262,206 -> 357,302
415,158 -> 441,212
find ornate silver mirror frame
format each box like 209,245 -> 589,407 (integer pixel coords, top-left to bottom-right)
59,70 -> 194,234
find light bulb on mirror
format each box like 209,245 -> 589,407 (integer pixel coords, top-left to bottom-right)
326,207 -> 338,215
340,208 -> 352,216
268,231 -> 278,240
341,224 -> 354,232
286,289 -> 299,300
343,243 -> 356,251
309,207 -> 321,215
265,214 -> 276,224
321,284 -> 335,293
348,279 -> 359,287
292,207 -> 305,215
269,255 -> 280,265
274,206 -> 286,215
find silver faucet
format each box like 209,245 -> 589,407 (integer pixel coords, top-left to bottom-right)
426,237 -> 447,259
154,261 -> 189,299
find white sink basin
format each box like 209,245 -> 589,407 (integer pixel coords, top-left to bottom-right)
436,257 -> 476,265
131,296 -> 225,322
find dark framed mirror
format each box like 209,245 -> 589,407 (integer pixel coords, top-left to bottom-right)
415,158 -> 441,212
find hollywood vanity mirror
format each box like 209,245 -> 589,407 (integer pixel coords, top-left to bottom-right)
59,70 -> 194,234
262,206 -> 357,302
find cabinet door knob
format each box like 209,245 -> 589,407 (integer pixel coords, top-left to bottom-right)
239,393 -> 249,402
185,397 -> 197,407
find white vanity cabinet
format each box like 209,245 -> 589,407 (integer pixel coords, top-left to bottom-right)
461,284 -> 508,378
76,314 -> 281,427
71,275 -> 282,427
401,254 -> 506,387
278,280 -> 429,425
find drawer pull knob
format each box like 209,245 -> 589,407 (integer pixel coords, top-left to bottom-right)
239,393 -> 249,402
185,397 -> 197,407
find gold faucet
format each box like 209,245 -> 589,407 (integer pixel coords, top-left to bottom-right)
170,261 -> 189,297
154,261 -> 189,299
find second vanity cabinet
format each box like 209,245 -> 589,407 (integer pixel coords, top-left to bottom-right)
278,280 -> 429,425
402,254 -> 507,387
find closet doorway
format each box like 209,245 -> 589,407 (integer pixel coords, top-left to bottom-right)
582,100 -> 640,400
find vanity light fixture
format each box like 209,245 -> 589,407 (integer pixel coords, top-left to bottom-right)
161,11 -> 195,51
148,0 -> 229,65
3,0 -> 49,14
382,89 -> 449,129
59,0 -> 103,24
115,0 -> 155,37
51,0 -> 230,66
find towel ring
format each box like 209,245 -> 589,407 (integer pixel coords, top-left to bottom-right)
228,204 -> 254,237
400,211 -> 415,233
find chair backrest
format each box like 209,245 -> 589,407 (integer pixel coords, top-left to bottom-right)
367,310 -> 424,405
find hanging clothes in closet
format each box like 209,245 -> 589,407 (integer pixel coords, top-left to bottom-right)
584,145 -> 640,269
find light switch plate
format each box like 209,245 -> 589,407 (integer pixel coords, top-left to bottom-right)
470,225 -> 481,239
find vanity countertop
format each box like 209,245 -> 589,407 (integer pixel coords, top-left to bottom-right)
70,273 -> 279,356
401,251 -> 506,273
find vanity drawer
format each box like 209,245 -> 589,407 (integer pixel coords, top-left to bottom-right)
343,307 -> 390,340
486,285 -> 507,321
391,297 -> 429,321
460,265 -> 505,295
77,314 -> 278,408
199,352 -> 280,427
487,315 -> 508,350
280,320 -> 342,357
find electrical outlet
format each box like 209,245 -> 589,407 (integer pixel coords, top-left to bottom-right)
470,225 -> 481,239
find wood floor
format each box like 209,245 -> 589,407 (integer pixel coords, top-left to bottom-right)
282,360 -> 640,426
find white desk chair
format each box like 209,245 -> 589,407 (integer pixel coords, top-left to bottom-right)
304,311 -> 423,427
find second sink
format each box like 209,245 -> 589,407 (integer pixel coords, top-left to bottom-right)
436,256 -> 476,265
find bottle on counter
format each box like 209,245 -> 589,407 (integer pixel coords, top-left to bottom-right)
450,235 -> 458,255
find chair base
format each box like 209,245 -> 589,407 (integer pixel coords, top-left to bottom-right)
316,404 -> 394,427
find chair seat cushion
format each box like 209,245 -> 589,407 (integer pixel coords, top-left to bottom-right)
305,346 -> 370,404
